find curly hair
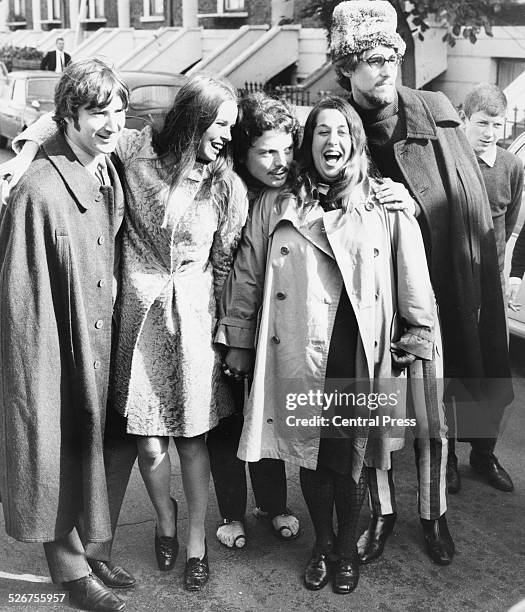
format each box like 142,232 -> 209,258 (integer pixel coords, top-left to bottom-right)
53,58 -> 129,131
232,92 -> 300,184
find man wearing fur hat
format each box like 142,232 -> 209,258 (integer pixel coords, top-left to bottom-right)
330,0 -> 512,566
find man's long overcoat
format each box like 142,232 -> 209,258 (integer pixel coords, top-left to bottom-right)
0,133 -> 124,542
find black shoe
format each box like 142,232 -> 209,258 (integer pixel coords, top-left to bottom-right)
184,541 -> 209,592
87,560 -> 135,589
304,551 -> 331,591
64,573 -> 125,611
470,451 -> 514,492
332,557 -> 359,594
357,513 -> 396,564
155,498 -> 179,571
446,452 -> 461,494
420,515 -> 454,565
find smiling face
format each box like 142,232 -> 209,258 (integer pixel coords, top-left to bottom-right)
463,110 -> 505,156
245,129 -> 294,188
344,45 -> 399,110
65,94 -> 126,157
311,108 -> 352,182
197,99 -> 238,163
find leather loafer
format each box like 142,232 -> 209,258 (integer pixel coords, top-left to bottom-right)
357,513 -> 396,564
88,559 -> 136,589
304,551 -> 331,591
470,451 -> 514,492
155,498 -> 179,571
64,573 -> 125,611
446,452 -> 461,494
184,541 -> 209,591
332,557 -> 359,594
420,515 -> 454,565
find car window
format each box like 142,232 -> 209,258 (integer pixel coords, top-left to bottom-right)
12,80 -> 26,105
27,79 -> 56,102
129,85 -> 176,110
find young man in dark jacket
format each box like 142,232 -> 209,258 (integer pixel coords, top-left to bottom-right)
0,59 -> 136,612
330,0 -> 512,567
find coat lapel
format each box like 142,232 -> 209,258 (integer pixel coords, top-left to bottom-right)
42,132 -> 101,211
268,195 -> 335,259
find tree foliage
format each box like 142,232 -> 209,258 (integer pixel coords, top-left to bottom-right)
300,0 -> 501,47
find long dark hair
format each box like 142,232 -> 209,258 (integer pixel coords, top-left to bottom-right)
151,74 -> 238,191
289,95 -> 369,212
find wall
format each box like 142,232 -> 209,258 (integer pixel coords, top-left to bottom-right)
428,26 -> 525,106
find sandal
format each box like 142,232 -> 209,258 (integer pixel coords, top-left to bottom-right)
216,519 -> 246,549
253,507 -> 300,541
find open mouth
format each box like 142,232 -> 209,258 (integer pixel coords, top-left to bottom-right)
211,142 -> 223,153
323,152 -> 342,167
270,169 -> 288,178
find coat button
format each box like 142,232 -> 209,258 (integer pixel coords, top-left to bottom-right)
93,360 -> 101,369
95,319 -> 104,329
267,418 -> 273,424
280,246 -> 289,255
323,297 -> 332,304
271,335 -> 280,344
97,236 -> 105,245
276,291 -> 286,300
97,279 -> 105,288
375,292 -> 379,301
95,194 -> 102,202
373,248 -> 379,257
365,202 -> 374,211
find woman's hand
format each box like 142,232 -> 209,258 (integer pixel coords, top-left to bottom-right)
0,142 -> 39,203
222,347 -> 255,380
373,178 -> 416,215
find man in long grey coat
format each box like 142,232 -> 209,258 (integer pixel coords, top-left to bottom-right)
330,1 -> 512,567
0,59 -> 136,612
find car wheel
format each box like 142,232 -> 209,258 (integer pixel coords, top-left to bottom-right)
0,135 -> 7,148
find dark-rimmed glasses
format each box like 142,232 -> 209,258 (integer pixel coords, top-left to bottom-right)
360,54 -> 403,70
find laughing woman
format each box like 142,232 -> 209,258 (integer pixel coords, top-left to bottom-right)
217,96 -> 437,594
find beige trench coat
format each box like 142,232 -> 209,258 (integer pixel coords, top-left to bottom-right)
216,187 -> 437,483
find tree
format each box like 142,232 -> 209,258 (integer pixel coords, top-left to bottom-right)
300,0 -> 502,88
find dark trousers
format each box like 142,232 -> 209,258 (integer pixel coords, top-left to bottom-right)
207,411 -> 287,520
45,408 -> 137,584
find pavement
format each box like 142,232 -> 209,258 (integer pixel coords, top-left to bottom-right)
0,339 -> 524,612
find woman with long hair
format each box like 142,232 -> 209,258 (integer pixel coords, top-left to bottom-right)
218,95 -> 438,594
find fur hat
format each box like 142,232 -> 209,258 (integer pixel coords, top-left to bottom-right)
330,1 -> 406,62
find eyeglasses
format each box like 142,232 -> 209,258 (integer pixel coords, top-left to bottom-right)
360,54 -> 403,70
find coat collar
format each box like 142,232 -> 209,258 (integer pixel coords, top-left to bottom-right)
397,86 -> 460,141
42,131 -> 101,210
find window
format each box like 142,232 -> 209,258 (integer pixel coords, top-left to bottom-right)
86,0 -> 105,19
129,85 -> 176,110
143,0 -> 164,18
27,79 -> 57,103
12,80 -> 26,106
224,0 -> 245,10
497,59 -> 525,91
46,0 -> 61,20
12,0 -> 25,18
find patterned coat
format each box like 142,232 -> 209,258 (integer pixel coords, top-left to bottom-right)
112,128 -> 249,436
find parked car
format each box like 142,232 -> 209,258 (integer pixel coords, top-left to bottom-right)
120,70 -> 187,130
505,132 -> 525,337
0,70 -> 58,147
0,69 -> 187,147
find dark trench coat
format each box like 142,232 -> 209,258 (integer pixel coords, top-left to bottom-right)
0,132 -> 124,542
